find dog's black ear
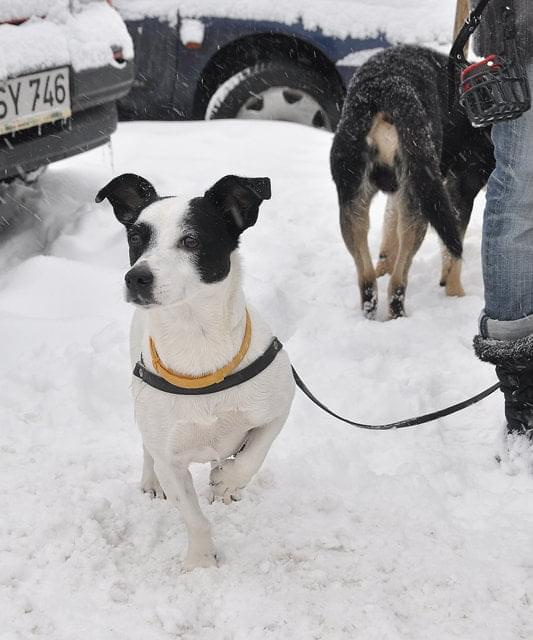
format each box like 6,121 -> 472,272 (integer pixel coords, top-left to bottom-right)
95,174 -> 158,226
205,175 -> 271,235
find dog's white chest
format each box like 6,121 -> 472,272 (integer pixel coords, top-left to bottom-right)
132,380 -> 263,463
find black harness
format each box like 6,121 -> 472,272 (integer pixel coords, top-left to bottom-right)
134,341 -> 501,429
133,337 -> 283,395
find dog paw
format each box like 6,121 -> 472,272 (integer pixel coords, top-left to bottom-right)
209,462 -> 247,505
361,283 -> 377,320
141,474 -> 166,499
389,286 -> 406,319
445,282 -> 465,297
208,485 -> 242,505
182,551 -> 219,572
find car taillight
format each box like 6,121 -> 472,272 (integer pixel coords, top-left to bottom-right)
112,46 -> 124,63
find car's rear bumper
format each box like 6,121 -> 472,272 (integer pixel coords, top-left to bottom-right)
0,62 -> 133,180
72,62 -> 134,111
0,102 -> 118,180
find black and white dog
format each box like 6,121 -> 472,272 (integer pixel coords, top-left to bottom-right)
96,174 -> 294,571
331,45 -> 495,319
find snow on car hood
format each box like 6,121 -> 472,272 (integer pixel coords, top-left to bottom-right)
113,0 -> 455,47
0,1 -> 133,80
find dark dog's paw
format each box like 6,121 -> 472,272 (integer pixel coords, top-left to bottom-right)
389,286 -> 406,319
361,283 -> 377,320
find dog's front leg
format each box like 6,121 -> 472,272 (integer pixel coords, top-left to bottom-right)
154,459 -> 217,571
141,446 -> 165,499
210,414 -> 287,504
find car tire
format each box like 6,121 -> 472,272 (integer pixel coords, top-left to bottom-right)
205,62 -> 342,132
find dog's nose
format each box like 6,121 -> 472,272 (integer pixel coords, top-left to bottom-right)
125,266 -> 154,293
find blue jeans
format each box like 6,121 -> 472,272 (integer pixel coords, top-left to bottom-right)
479,60 -> 533,341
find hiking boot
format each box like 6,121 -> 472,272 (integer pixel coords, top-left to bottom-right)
474,334 -> 533,472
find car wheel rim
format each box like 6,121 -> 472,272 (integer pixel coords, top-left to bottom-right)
236,87 -> 332,131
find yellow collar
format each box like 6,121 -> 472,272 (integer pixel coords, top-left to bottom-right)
149,310 -> 252,389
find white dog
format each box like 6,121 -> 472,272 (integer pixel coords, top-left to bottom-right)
96,173 -> 294,571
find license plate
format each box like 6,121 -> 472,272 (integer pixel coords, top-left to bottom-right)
0,67 -> 71,135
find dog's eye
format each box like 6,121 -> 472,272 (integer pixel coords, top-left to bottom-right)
179,235 -> 199,250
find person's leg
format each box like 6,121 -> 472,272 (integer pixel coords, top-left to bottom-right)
474,61 -> 533,443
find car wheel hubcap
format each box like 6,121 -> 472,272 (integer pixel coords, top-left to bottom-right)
236,87 -> 332,131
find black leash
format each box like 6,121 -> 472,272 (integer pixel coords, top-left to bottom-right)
135,336 -> 502,430
450,0 -> 492,67
447,0 -> 492,114
292,366 -> 501,430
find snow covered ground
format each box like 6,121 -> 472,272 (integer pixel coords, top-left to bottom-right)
1,120 -> 532,639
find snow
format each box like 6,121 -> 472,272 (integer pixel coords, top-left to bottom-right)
1,119 -> 532,639
0,1 -> 133,79
336,48 -> 385,68
0,0 -> 60,21
179,17 -> 204,46
114,0 -> 456,47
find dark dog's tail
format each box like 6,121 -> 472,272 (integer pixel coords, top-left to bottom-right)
380,79 -> 462,258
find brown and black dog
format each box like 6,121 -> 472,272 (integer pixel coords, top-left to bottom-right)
330,45 -> 495,319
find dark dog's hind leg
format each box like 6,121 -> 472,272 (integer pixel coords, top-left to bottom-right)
376,194 -> 399,277
331,104 -> 379,319
339,181 -> 379,319
439,157 -> 491,296
439,170 -> 469,295
440,247 -> 465,297
388,196 -> 427,319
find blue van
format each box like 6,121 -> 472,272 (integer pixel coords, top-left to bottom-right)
116,9 -> 391,132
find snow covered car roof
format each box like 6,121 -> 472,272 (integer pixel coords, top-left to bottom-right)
113,0 -> 455,47
0,0 -> 133,80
